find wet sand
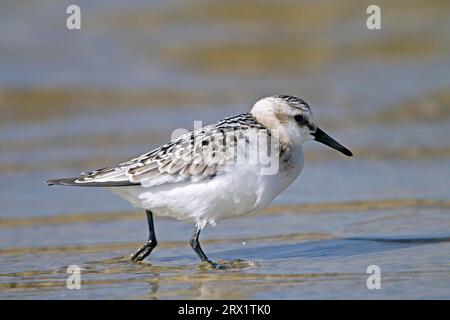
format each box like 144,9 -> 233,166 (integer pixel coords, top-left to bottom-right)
1,0 -> 449,299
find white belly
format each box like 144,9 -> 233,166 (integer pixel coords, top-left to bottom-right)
111,147 -> 304,227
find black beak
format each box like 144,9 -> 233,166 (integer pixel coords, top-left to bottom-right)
312,127 -> 353,157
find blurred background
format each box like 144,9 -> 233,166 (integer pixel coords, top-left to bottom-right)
0,0 -> 449,299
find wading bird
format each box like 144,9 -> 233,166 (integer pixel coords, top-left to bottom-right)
47,95 -> 352,267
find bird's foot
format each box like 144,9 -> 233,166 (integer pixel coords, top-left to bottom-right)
199,260 -> 227,270
131,241 -> 156,262
200,259 -> 255,270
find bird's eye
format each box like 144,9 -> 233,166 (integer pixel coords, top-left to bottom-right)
294,114 -> 307,125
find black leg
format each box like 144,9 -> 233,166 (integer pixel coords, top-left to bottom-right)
131,210 -> 157,261
190,225 -> 211,263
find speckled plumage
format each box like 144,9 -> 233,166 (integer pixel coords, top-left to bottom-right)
50,113 -> 268,188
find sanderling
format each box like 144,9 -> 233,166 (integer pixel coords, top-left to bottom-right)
47,95 -> 352,266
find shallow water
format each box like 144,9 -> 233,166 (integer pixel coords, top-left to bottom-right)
1,1 -> 450,299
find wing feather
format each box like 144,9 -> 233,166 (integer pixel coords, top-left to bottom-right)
46,113 -> 267,187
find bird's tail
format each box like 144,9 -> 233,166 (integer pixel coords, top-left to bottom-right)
46,177 -> 82,186
46,177 -> 138,187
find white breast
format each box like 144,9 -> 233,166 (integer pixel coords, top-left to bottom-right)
111,146 -> 304,227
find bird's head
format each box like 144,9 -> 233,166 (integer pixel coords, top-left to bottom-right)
251,95 -> 353,156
